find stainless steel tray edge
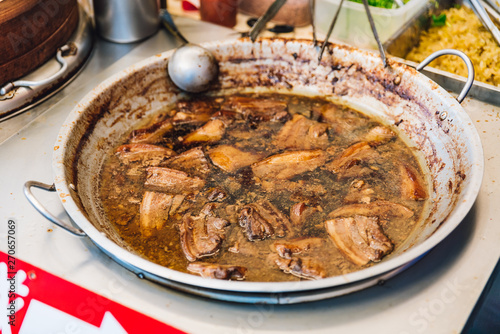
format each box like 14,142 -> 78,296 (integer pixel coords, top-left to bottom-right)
384,0 -> 500,106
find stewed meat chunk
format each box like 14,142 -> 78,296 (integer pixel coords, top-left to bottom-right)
182,119 -> 226,144
275,256 -> 327,280
399,162 -> 428,200
329,201 -> 414,220
274,114 -> 329,150
272,237 -> 323,259
343,180 -> 375,204
252,150 -> 327,180
115,144 -> 175,166
362,126 -> 396,145
206,187 -> 228,202
140,191 -> 184,237
208,145 -> 264,173
145,167 -> 205,194
179,204 -> 230,261
316,104 -> 368,135
325,215 -> 393,266
172,111 -> 212,125
326,142 -> 379,179
239,199 -> 292,241
187,262 -> 247,280
163,147 -> 210,178
223,96 -> 289,122
289,202 -> 317,226
129,119 -> 173,144
177,99 -> 218,114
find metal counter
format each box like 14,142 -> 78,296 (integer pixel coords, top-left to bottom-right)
1,16 -> 499,333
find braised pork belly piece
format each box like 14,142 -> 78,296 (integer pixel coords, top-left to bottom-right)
362,126 -> 396,145
187,262 -> 247,280
172,111 -> 212,125
208,145 -> 264,173
260,180 -> 327,201
182,119 -> 226,144
115,144 -> 175,166
163,147 -> 210,178
274,114 -> 330,150
275,256 -> 327,280
325,215 -> 393,266
399,162 -> 427,200
238,199 -> 292,241
344,180 -> 375,204
326,142 -> 379,179
171,100 -> 219,126
316,104 -> 368,135
129,119 -> 174,144
177,100 -> 217,114
140,191 -> 184,237
272,237 -> 323,259
206,187 -> 228,202
252,150 -> 327,180
100,93 -> 428,282
179,204 -> 230,261
329,201 -> 414,220
223,96 -> 289,122
290,202 -> 317,226
145,167 -> 205,194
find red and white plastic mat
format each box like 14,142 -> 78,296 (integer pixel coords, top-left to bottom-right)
0,252 -> 185,334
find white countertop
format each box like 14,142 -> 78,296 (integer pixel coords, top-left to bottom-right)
1,16 -> 499,334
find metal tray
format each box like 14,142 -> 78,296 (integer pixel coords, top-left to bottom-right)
383,0 -> 500,106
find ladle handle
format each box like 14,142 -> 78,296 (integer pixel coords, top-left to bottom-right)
24,181 -> 86,237
416,49 -> 475,103
160,9 -> 189,44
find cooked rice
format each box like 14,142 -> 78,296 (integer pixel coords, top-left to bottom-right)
406,7 -> 500,87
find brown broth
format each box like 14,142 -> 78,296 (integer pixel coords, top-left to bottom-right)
99,93 -> 428,282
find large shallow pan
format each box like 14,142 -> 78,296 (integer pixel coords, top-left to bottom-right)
25,38 -> 483,304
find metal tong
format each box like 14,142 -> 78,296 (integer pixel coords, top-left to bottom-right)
248,0 -> 288,42
318,0 -> 388,67
469,0 -> 500,46
481,0 -> 500,25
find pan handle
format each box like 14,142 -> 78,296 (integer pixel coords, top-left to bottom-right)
416,49 -> 475,104
24,181 -> 86,237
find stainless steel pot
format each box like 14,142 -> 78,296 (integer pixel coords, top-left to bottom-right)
25,38 -> 484,304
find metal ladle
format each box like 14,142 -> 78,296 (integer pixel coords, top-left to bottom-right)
161,10 -> 218,93
162,0 -> 287,93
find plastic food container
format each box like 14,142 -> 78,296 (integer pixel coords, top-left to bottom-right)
315,0 -> 429,48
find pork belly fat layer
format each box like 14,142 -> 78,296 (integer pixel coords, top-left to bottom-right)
145,167 -> 205,194
252,150 -> 327,180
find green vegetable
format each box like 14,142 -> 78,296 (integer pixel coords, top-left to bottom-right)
431,13 -> 447,26
348,0 -> 397,9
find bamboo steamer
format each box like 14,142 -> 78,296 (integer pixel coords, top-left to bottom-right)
0,0 -> 79,85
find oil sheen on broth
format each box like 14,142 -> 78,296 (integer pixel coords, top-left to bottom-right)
99,93 -> 428,282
